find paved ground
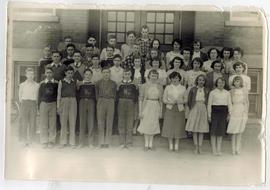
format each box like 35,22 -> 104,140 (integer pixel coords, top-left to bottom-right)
4,120 -> 265,186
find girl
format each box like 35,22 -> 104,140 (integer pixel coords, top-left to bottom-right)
145,48 -> 166,70
185,58 -> 205,119
227,76 -> 249,155
167,56 -> 186,85
138,69 -> 163,151
205,60 -> 229,91
147,39 -> 166,64
232,47 -> 248,75
144,58 -> 167,86
185,74 -> 209,154
220,47 -> 233,76
162,72 -> 186,151
181,47 -> 192,71
166,39 -> 183,68
202,48 -> 220,73
208,77 -> 232,156
121,31 -> 136,61
229,62 -> 251,92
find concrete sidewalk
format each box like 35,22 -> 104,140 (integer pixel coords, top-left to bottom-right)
4,120 -> 264,186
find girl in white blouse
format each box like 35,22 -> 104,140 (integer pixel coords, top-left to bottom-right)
208,77 -> 232,156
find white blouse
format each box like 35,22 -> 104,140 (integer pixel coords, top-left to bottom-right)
195,87 -> 205,101
163,84 -> 186,111
145,68 -> 167,86
228,74 -> 251,91
207,88 -> 232,118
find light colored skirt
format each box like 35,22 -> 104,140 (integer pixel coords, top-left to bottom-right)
227,103 -> 248,134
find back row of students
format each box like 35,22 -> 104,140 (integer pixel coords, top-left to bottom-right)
19,55 -> 250,155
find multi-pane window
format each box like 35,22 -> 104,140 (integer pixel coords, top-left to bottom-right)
146,12 -> 174,45
107,11 -> 135,43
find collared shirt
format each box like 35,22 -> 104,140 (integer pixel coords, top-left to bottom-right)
163,84 -> 186,111
44,78 -> 55,83
110,66 -> 124,85
63,78 -> 74,84
19,80 -> 39,102
51,62 -> 62,67
133,68 -> 141,79
74,62 -> 82,68
122,79 -> 132,84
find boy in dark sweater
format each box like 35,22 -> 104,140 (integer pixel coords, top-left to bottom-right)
77,69 -> 96,148
50,51 -> 67,81
57,66 -> 77,148
37,46 -> 53,82
38,66 -> 58,148
117,69 -> 138,148
70,50 -> 86,82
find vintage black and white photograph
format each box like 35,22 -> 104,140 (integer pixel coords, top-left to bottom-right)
5,2 -> 266,186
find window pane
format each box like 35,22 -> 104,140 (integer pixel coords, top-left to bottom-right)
108,22 -> 116,32
126,23 -> 135,31
165,34 -> 174,44
156,12 -> 165,22
156,34 -> 164,44
117,22 -> 125,32
156,23 -> 164,33
117,33 -> 125,43
108,12 -> 116,21
117,12 -> 126,21
166,13 -> 174,22
148,23 -> 155,33
126,12 -> 135,21
250,75 -> 258,93
147,12 -> 155,22
165,24 -> 174,33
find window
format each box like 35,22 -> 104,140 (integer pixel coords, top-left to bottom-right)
107,11 -> 135,43
146,12 -> 174,44
225,10 -> 262,27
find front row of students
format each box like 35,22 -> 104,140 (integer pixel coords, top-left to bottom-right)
18,63 -> 249,156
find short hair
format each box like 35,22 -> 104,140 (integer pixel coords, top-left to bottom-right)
147,69 -> 159,79
65,66 -> 74,72
210,60 -> 224,70
127,31 -> 136,37
51,50 -> 62,58
141,25 -> 149,30
101,66 -> 111,72
66,43 -> 76,49
220,47 -> 233,59
149,58 -> 162,68
91,53 -> 99,59
181,47 -> 192,55
190,57 -> 203,69
195,74 -> 207,86
215,77 -> 226,87
233,47 -> 244,57
84,68 -> 93,74
150,39 -> 161,49
64,35 -> 72,40
169,56 -> 184,69
106,45 -> 115,50
172,38 -> 182,48
169,71 -> 182,81
193,40 -> 203,48
25,67 -> 34,73
232,76 -> 244,88
73,50 -> 82,56
233,61 -> 246,72
107,34 -> 116,40
207,48 -> 220,59
85,44 -> 95,48
113,54 -> 122,60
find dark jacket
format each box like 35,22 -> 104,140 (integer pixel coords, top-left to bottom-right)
187,86 -> 209,110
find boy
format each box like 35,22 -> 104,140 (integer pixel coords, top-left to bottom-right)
38,66 -> 58,148
95,67 -> 117,148
62,43 -> 76,66
100,45 -> 115,68
136,25 -> 152,63
100,34 -> 121,61
49,51 -> 67,81
58,35 -> 73,57
123,43 -> 141,69
82,44 -> 95,68
110,54 -> 124,86
90,54 -> 102,83
57,66 -> 77,148
38,46 -> 53,82
192,40 -> 208,61
82,36 -> 100,56
18,68 -> 39,146
117,69 -> 138,148
77,69 -> 96,148
70,50 -> 86,82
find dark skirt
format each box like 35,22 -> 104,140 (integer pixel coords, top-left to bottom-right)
210,105 -> 228,137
